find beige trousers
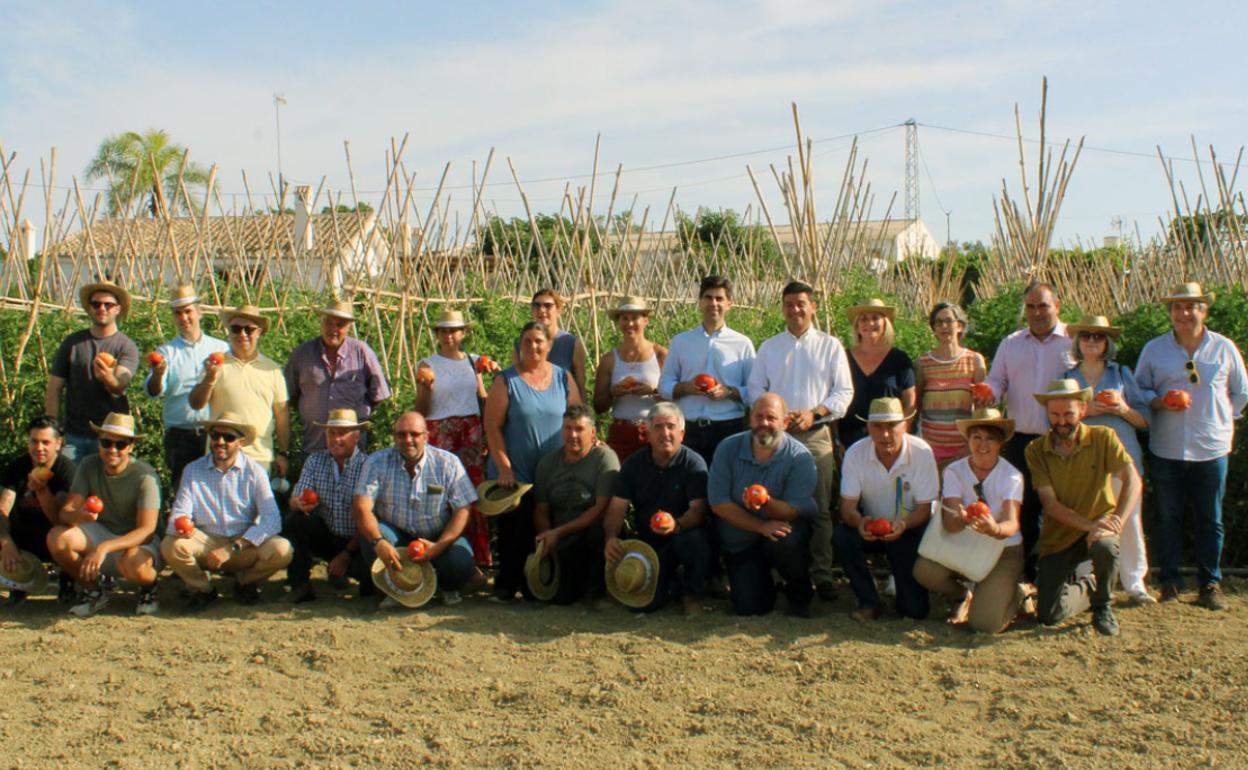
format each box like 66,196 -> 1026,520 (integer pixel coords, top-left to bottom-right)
160,531 -> 293,593
793,425 -> 838,586
914,544 -> 1025,634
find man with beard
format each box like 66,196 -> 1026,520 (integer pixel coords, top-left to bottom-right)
1026,379 -> 1140,636
707,393 -> 816,617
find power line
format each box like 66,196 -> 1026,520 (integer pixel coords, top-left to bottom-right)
916,122 -> 1235,166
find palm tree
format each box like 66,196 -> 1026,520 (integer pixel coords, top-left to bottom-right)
84,129 -> 211,217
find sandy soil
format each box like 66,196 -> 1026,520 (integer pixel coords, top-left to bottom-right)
0,573 -> 1243,770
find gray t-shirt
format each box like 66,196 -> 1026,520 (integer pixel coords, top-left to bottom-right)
70,455 -> 160,534
49,329 -> 139,436
534,445 -> 620,528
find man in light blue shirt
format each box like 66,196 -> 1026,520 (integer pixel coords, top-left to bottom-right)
1134,283 -> 1248,611
145,285 -> 230,491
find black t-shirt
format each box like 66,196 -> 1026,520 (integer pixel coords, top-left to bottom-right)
49,328 -> 139,435
838,347 -> 916,448
0,453 -> 76,520
612,445 -> 708,544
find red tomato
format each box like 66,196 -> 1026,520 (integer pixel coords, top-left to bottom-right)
84,496 -> 104,514
174,516 -> 195,536
1163,389 -> 1191,410
407,540 -> 428,560
30,467 -> 53,483
620,376 -> 637,389
1095,390 -> 1118,407
474,355 -> 496,374
966,501 -> 991,519
744,484 -> 770,509
300,489 -> 319,507
694,373 -> 719,392
208,352 -> 226,366
650,511 -> 675,533
865,518 -> 894,537
96,352 -> 117,367
416,366 -> 436,385
147,351 -> 165,367
970,382 -> 993,401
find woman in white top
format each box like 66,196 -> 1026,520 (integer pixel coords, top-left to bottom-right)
914,408 -> 1027,633
592,296 -> 666,462
414,309 -> 496,566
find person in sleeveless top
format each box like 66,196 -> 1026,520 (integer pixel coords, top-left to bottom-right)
915,302 -> 986,469
515,288 -> 587,403
415,309 -> 497,568
485,321 -> 582,602
837,299 -> 916,454
593,296 -> 667,462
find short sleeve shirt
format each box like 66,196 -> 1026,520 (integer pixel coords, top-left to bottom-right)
49,329 -> 140,435
534,445 -> 620,527
209,354 -> 289,465
1025,424 -> 1131,556
839,433 -> 940,523
356,446 -> 478,539
941,457 -> 1025,547
1,453 -> 75,519
69,455 -> 161,534
707,431 -> 817,554
612,445 -> 709,537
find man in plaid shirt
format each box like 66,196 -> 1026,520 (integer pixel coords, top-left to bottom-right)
353,411 -> 478,606
283,409 -> 372,603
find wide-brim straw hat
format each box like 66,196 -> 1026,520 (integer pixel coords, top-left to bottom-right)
168,284 -> 200,309
199,411 -> 259,446
79,281 -> 131,320
89,412 -> 141,440
370,554 -> 437,609
317,299 -> 356,321
846,298 -> 897,324
476,480 -> 533,516
1066,314 -> 1123,339
1033,378 -> 1092,405
312,408 -> 371,430
1161,282 -> 1215,306
524,539 -> 560,601
955,407 -> 1016,442
434,309 -> 471,329
607,296 -> 653,321
605,540 -> 660,609
219,305 -> 271,334
855,396 -> 916,424
0,550 -> 48,593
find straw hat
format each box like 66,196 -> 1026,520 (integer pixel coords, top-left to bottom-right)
0,550 -> 48,593
79,281 -> 131,320
607,296 -> 653,321
524,539 -> 561,601
1033,378 -> 1092,405
846,298 -> 897,324
370,554 -> 437,609
1161,282 -> 1215,306
605,540 -> 660,608
433,309 -> 471,329
1066,314 -> 1123,339
168,284 -> 200,309
855,397 -> 916,424
317,299 -> 356,321
312,408 -> 371,430
89,412 -> 141,440
199,411 -> 258,446
955,407 -> 1016,442
219,304 -> 270,334
476,480 -> 533,516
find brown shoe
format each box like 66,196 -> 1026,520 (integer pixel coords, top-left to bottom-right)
681,596 -> 704,617
850,605 -> 883,623
1195,583 -> 1228,612
1158,584 -> 1182,604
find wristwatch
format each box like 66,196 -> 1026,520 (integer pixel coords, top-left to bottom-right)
229,541 -> 243,554
369,535 -> 385,547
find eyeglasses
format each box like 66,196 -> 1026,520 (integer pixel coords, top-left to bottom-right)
1080,332 -> 1108,341
1186,359 -> 1200,385
531,301 -> 557,310
210,431 -> 242,443
98,437 -> 132,450
932,318 -> 959,327
229,324 -> 260,336
90,301 -> 118,310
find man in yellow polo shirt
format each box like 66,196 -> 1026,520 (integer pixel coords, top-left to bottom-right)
1025,379 -> 1141,636
189,305 -> 291,479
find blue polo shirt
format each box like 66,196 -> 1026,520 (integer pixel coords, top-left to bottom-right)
707,431 -> 817,554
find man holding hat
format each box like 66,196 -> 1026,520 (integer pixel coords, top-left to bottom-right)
353,412 -> 477,606
284,299 -> 390,454
283,408 -> 371,603
746,280 -> 853,602
1135,283 -> 1248,611
835,397 -> 938,621
162,411 -> 292,611
145,284 -> 230,490
46,281 -> 140,462
189,304 -> 291,477
47,413 -> 162,617
1025,379 -> 1141,635
708,393 -> 817,617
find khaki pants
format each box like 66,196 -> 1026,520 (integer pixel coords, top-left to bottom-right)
914,545 -> 1025,634
160,531 -> 293,593
793,425 -> 837,586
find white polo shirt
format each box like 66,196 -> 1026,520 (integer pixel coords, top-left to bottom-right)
840,433 -> 939,523
941,457 -> 1024,547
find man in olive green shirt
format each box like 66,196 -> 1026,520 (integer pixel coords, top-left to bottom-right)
1025,380 -> 1141,636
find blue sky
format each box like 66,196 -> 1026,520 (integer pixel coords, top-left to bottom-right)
1,0 -> 1245,247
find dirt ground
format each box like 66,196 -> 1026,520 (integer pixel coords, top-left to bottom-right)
0,572 -> 1243,770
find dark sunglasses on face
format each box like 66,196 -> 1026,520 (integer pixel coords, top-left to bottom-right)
90,301 -> 118,310
230,324 -> 260,336
210,431 -> 241,443
1080,332 -> 1107,341
1186,359 -> 1200,385
98,437 -> 131,450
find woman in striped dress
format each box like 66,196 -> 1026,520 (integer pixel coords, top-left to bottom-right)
915,302 -> 986,468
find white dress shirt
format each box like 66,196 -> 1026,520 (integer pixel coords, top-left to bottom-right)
984,323 -> 1075,435
658,324 -> 755,422
747,325 -> 853,417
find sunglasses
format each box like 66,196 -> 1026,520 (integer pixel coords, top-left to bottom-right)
210,431 -> 242,443
1079,332 -> 1107,341
98,437 -> 132,450
1186,359 -> 1200,385
90,301 -> 119,310
973,481 -> 986,504
229,324 -> 260,336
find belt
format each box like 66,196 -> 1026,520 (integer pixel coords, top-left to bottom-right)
688,417 -> 740,429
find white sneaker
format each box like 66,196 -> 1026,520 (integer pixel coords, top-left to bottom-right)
441,590 -> 462,606
69,589 -> 110,618
135,586 -> 159,616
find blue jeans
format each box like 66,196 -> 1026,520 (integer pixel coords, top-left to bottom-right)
1149,454 -> 1227,587
360,522 -> 475,591
62,433 -> 98,463
833,523 -> 929,619
723,517 -> 812,616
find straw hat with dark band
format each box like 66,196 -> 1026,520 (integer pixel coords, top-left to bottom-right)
855,397 -> 916,424
1161,282 -> 1215,306
1066,314 -> 1123,339
168,284 -> 200,309
955,407 -> 1015,442
476,480 -> 534,516
524,539 -> 561,601
607,296 -> 653,321
1033,378 -> 1093,405
317,300 -> 356,321
220,305 -> 271,334
80,281 -> 131,320
313,408 -> 371,430
199,411 -> 258,446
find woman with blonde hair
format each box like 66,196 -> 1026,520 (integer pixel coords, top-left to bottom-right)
837,298 -> 917,452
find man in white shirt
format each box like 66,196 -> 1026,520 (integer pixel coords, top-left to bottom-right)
747,281 -> 852,601
834,398 -> 938,621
